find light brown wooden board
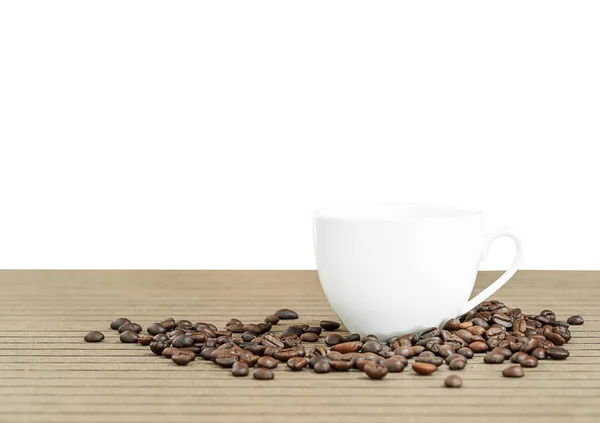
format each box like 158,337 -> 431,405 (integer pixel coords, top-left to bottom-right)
0,270 -> 599,423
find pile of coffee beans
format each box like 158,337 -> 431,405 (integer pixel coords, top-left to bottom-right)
85,303 -> 584,386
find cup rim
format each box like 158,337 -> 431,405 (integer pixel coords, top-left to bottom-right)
313,202 -> 483,221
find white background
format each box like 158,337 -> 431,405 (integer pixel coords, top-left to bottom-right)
1,1 -> 599,270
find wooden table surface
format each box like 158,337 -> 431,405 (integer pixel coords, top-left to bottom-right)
0,270 -> 598,423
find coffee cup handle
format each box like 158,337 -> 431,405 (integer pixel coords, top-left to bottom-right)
458,227 -> 523,315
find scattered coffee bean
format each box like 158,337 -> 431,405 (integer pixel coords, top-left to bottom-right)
300,332 -> 319,342
320,320 -> 340,331
232,361 -> 249,376
449,357 -> 467,370
361,340 -> 383,354
138,335 -> 153,345
313,360 -> 332,373
275,309 -> 298,320
84,331 -> 104,342
531,347 -> 546,360
119,330 -> 139,343
519,355 -> 538,368
483,351 -> 505,364
110,317 -> 130,330
502,365 -> 525,378
444,374 -> 462,388
253,368 -> 274,380
118,322 -> 142,334
364,361 -> 388,379
469,341 -> 489,353
287,357 -> 308,371
147,323 -> 167,336
382,358 -> 405,373
257,356 -> 278,369
264,314 -> 280,324
546,347 -> 570,360
330,360 -> 354,371
412,362 -> 437,375
567,315 -> 584,325
332,341 -> 362,354
457,347 -> 474,359
172,352 -> 193,366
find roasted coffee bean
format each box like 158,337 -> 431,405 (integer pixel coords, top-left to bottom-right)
343,334 -> 361,342
84,331 -> 104,342
444,374 -> 462,388
534,315 -> 552,325
382,358 -> 405,373
412,362 -> 437,375
411,345 -> 425,355
455,330 -> 473,344
457,347 -> 474,359
147,323 -> 167,336
492,314 -> 513,329
483,351 -> 505,364
445,354 -> 464,365
437,345 -> 455,359
309,355 -> 330,369
215,354 -> 238,368
120,330 -> 139,343
362,334 -> 379,343
305,327 -> 323,336
531,347 -> 547,360
228,323 -> 244,333
162,347 -> 181,358
361,340 -> 383,354
519,355 -> 538,368
161,319 -> 176,331
449,357 -> 467,370
469,341 -> 489,353
470,318 -> 489,329
546,332 -> 566,346
364,362 -> 388,379
467,326 -> 486,337
253,368 -> 274,380
502,365 -> 525,378
263,346 -> 280,356
567,315 -> 584,325
394,346 -> 414,358
118,322 -> 142,334
150,341 -> 168,356
138,335 -> 153,345
320,320 -> 340,331
443,318 -> 461,331
416,337 -> 441,347
332,341 -> 363,354
257,356 -> 278,369
520,338 -> 539,353
171,335 -> 194,348
275,309 -> 298,320
313,360 -> 332,373
171,352 -> 193,366
330,360 -> 354,371
231,361 -> 249,376
511,352 -> 528,363
300,332 -> 319,342
325,333 -> 344,346
459,321 -> 473,329
264,314 -> 280,325
492,347 -> 513,360
312,346 -> 327,356
546,347 -> 570,360
280,334 -> 302,348
110,318 -> 130,330
261,334 -> 285,349
283,325 -> 307,336
242,343 -> 266,356
420,327 -> 440,339
414,356 -> 443,367
153,334 -> 169,342
287,356 -> 308,371
486,326 -> 504,338
240,354 -> 260,367
274,348 -> 303,362
242,332 -> 257,342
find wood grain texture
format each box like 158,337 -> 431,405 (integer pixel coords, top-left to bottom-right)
0,270 -> 599,423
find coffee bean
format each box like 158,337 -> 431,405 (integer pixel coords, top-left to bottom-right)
444,374 -> 462,388
232,361 -> 249,376
546,347 -> 570,360
468,341 -> 489,353
519,355 -> 538,368
264,314 -> 280,325
330,360 -> 354,371
274,348 -> 304,362
172,335 -> 194,349
150,341 -> 167,356
520,338 -> 539,354
332,341 -> 363,354
394,346 -> 414,358
415,356 -> 444,367
443,318 -> 461,331
546,332 -> 566,346
257,356 -> 278,369
283,325 -> 307,336
470,318 -> 489,329
412,362 -> 437,375
138,335 -> 153,345
214,354 -> 238,368
118,322 -> 142,334
483,352 -> 505,364
313,360 -> 332,374
492,347 -> 513,360
120,330 -> 139,343
364,362 -> 388,379
200,346 -> 216,360
172,352 -> 193,366
253,368 -> 275,380
287,357 -> 308,371
502,365 -> 525,378
343,334 -> 361,343
320,320 -> 340,331
84,331 -> 104,342
410,346 -> 425,355
449,357 -> 467,370
361,340 -> 383,354
455,330 -> 473,344
146,323 -> 166,336
531,347 -> 547,360
242,332 -> 257,342
161,319 -> 176,331
312,346 -> 327,356
153,334 -> 169,342
261,334 -> 285,349
275,309 -> 298,320
300,332 -> 319,342
362,334 -> 379,343
382,358 -> 405,373
436,345 -> 454,358
324,333 -> 343,346
444,354 -> 463,365
420,327 -> 440,339
110,318 -> 130,330
305,327 -> 323,336
457,347 -> 474,359
263,346 -> 280,356
567,315 -> 584,325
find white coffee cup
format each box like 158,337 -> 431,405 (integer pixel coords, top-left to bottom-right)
313,203 -> 522,338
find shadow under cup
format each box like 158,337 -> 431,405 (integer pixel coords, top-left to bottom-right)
313,203 -> 486,339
